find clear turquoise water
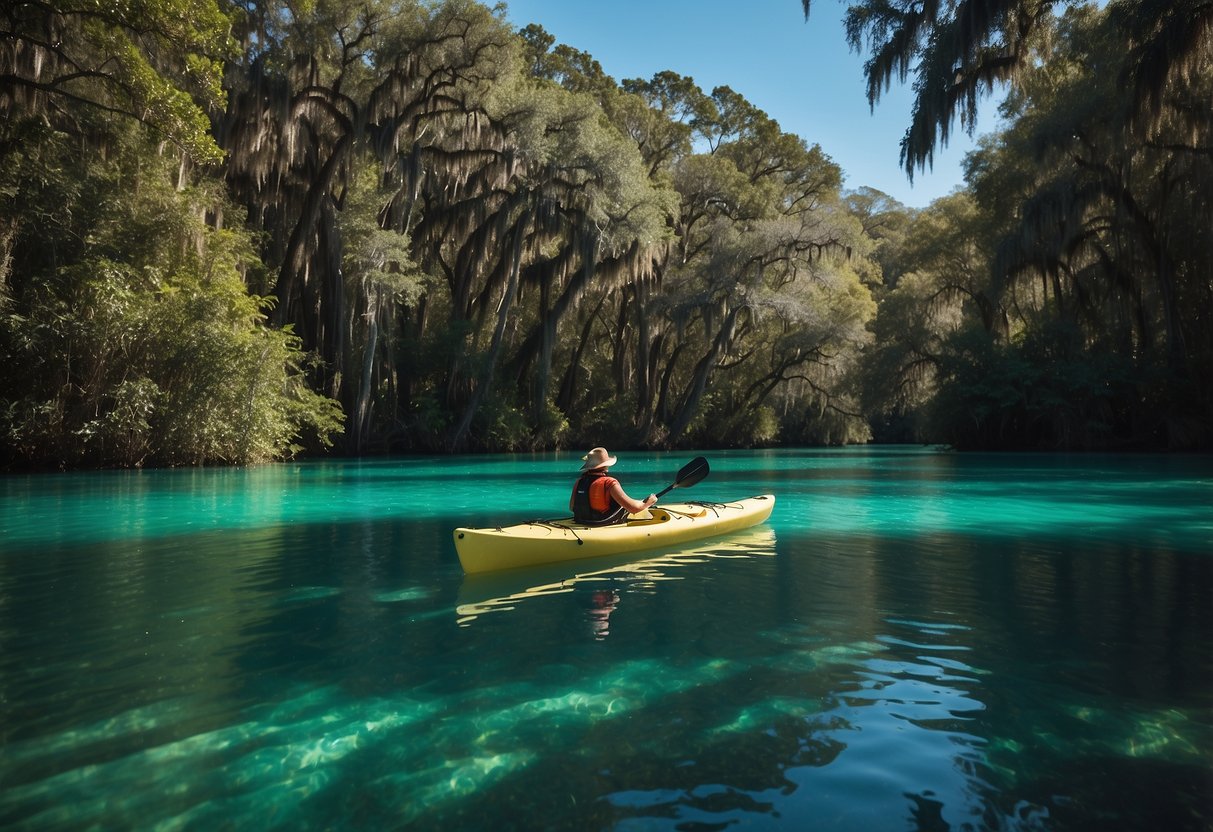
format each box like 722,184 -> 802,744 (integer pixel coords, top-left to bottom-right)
1,447 -> 1211,830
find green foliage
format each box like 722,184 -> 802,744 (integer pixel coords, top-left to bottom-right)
844,187 -> 910,289
487,74 -> 676,246
926,326 -> 1034,450
340,164 -> 429,300
3,255 -> 343,467
204,0 -> 883,455
535,400 -> 571,449
574,395 -> 640,450
690,392 -> 782,448
405,392 -> 452,450
926,321 -> 1138,450
468,391 -> 567,452
6,0 -> 1203,465
2,0 -> 236,163
779,405 -> 872,447
0,127 -> 342,468
475,392 -> 533,452
750,407 -> 781,446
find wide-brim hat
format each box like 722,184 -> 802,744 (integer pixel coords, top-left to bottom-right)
580,447 -> 618,471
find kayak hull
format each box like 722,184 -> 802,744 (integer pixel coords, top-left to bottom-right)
453,494 -> 775,574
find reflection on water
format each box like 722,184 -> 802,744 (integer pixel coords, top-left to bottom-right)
1,450 -> 1210,831
587,589 -> 619,641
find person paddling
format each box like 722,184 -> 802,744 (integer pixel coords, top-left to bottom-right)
570,447 -> 657,526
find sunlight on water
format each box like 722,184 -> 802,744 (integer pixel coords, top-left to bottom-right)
1,650 -> 809,828
1,448 -> 1210,830
372,587 -> 435,603
707,696 -> 824,736
1,686 -> 445,828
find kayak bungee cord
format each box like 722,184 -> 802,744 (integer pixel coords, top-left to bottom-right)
520,518 -> 585,545
662,506 -> 708,520
676,500 -> 745,518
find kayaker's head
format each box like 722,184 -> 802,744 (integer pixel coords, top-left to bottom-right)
580,447 -> 617,472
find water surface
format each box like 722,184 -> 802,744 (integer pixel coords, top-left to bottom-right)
1,448 -> 1210,830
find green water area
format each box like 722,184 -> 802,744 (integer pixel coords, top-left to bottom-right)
2,448 -> 1210,830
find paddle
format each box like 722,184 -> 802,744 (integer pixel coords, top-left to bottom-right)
654,456 -> 710,500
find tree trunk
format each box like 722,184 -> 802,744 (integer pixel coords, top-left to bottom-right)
272,132 -> 352,327
448,203 -> 533,451
557,300 -> 603,414
611,289 -> 632,391
667,306 -> 741,443
353,285 -> 379,454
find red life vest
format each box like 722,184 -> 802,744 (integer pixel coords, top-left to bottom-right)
571,471 -> 625,525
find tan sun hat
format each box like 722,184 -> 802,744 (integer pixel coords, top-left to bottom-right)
580,447 -> 618,471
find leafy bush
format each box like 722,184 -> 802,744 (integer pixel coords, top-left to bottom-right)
926,321 -> 1147,450
0,129 -> 343,468
476,392 -> 532,452
572,394 -> 639,449
2,254 -> 343,468
535,399 -> 570,449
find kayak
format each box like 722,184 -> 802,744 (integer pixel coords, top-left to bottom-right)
456,527 -> 778,624
453,494 -> 775,574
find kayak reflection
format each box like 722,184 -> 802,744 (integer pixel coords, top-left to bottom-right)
586,589 -> 619,641
455,527 -> 777,627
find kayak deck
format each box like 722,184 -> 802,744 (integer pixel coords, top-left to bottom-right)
453,494 -> 775,574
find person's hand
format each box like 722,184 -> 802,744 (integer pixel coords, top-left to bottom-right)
644,494 -> 658,507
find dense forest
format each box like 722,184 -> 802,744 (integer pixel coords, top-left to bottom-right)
1,0 -> 1209,468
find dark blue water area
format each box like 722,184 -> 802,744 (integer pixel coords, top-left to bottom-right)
1,449 -> 1211,830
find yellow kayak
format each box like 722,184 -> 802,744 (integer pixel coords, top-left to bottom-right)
455,527 -> 778,624
453,494 -> 775,574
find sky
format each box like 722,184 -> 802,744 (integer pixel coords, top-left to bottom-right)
500,0 -> 1005,208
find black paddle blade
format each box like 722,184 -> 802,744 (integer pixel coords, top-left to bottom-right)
674,456 -> 710,489
655,456 -> 710,499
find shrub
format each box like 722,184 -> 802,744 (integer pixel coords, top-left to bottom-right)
0,130 -> 343,468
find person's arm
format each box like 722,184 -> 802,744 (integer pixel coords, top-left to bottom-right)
610,481 -> 657,514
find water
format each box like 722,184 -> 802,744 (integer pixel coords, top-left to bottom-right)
1,448 -> 1210,831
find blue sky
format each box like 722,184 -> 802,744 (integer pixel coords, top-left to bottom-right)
501,0 -> 1005,208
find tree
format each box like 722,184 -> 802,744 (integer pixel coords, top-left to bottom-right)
855,2 -> 1212,449
858,194 -> 990,440
568,71 -> 875,448
973,3 -> 1213,446
220,0 -> 524,444
0,0 -> 235,165
803,0 -> 1213,178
